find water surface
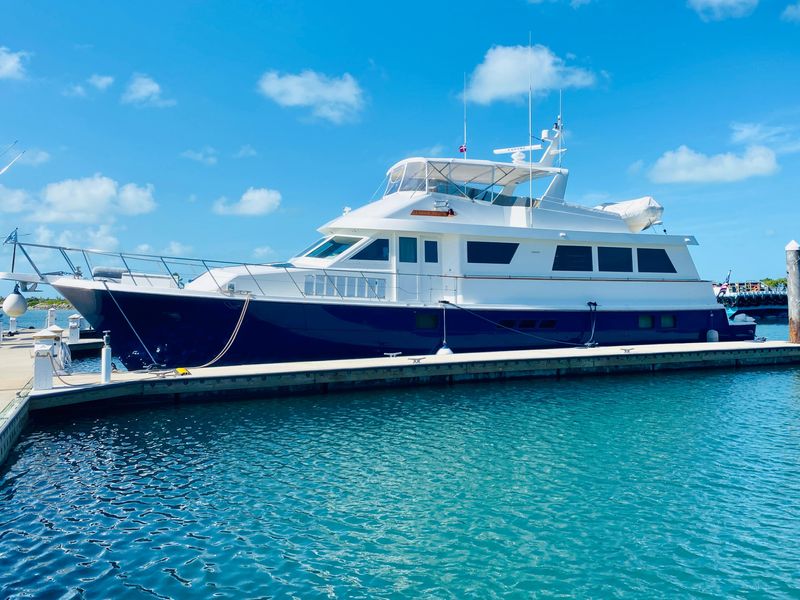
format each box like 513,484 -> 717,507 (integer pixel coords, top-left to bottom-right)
2,361 -> 800,598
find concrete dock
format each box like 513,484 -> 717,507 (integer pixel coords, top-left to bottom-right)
2,329 -> 800,467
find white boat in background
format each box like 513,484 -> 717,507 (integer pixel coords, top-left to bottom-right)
1,120 -> 755,369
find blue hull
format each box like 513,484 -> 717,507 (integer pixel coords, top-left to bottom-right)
56,286 -> 757,370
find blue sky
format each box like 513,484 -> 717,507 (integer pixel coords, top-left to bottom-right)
1,0 -> 800,292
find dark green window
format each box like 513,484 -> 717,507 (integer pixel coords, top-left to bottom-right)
415,313 -> 438,329
660,314 -> 676,328
352,238 -> 389,261
399,237 -> 417,263
637,248 -> 676,273
553,245 -> 593,271
638,315 -> 654,329
598,247 -> 633,272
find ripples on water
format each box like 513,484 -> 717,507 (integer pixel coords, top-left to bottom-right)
2,364 -> 800,598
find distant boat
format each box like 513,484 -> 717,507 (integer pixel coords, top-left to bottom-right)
714,281 -> 788,321
1,119 -> 755,369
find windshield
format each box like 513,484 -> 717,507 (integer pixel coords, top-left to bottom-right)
304,236 -> 361,259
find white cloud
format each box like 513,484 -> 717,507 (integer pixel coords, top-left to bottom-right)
783,1 -> 800,21
86,224 -> 119,251
0,46 -> 29,80
253,246 -> 276,259
234,144 -> 258,158
0,184 -> 31,213
409,144 -> 446,157
18,149 -> 50,166
627,159 -> 644,175
181,147 -> 218,166
25,174 -> 157,223
162,241 -> 192,256
687,0 -> 758,20
63,84 -> 87,98
257,69 -> 364,123
121,73 -> 175,107
135,243 -> 153,254
649,144 -> 777,183
213,187 -> 282,216
730,121 -> 800,154
88,74 -> 114,90
118,183 -> 156,215
465,45 -> 595,105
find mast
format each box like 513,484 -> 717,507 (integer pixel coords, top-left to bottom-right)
528,32 -> 533,227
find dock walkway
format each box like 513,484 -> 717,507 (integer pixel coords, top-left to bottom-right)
3,329 -> 800,467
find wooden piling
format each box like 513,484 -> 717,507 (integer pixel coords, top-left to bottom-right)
787,240 -> 800,343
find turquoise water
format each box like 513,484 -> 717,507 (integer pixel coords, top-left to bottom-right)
2,339 -> 800,597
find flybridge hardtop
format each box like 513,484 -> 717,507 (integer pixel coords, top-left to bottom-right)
1,118 -> 754,369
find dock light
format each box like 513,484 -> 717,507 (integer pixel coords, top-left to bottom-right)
2,283 -> 28,317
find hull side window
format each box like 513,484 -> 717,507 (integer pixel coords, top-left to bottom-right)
637,248 -> 677,273
352,239 -> 390,261
553,245 -> 593,271
598,247 -> 633,272
467,241 -> 519,264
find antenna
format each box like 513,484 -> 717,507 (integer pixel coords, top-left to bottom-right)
463,72 -> 468,159
0,150 -> 25,177
558,89 -> 563,168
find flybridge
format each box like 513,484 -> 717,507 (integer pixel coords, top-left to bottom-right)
384,120 -> 570,206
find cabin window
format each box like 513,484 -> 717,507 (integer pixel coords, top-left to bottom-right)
467,241 -> 519,264
598,247 -> 633,272
352,238 -> 390,261
520,319 -> 537,329
660,314 -> 676,328
637,248 -> 677,273
399,237 -> 417,263
305,236 -> 360,259
638,315 -> 654,329
424,240 -> 439,263
540,319 -> 557,329
552,245 -> 593,271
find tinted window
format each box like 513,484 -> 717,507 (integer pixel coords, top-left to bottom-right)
598,247 -> 633,272
552,245 -> 593,271
306,236 -> 359,259
399,237 -> 417,263
467,241 -> 519,264
637,248 -> 677,273
424,240 -> 438,263
638,315 -> 654,329
352,238 -> 390,261
660,314 -> 676,328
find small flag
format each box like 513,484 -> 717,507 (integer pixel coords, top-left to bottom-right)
459,144 -> 467,153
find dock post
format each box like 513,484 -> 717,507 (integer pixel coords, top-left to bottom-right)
9,317 -> 16,334
33,343 -> 54,391
68,314 -> 81,344
100,331 -> 112,384
787,240 -> 800,343
46,308 -> 57,328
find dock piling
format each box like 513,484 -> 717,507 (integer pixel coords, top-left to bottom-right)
68,314 -> 81,344
9,317 -> 16,334
46,308 -> 57,328
100,331 -> 112,384
787,240 -> 800,343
